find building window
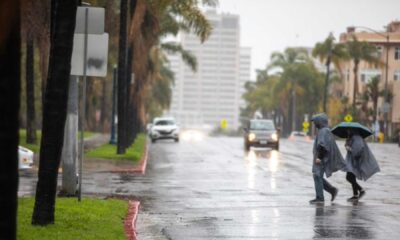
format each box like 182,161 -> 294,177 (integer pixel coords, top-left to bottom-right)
360,69 -> 381,83
395,47 -> 400,60
394,70 -> 400,81
376,46 -> 383,58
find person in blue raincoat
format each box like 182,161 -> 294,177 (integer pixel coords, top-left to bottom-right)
345,129 -> 380,201
310,113 -> 346,204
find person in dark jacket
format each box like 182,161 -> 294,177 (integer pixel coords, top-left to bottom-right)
345,129 -> 380,201
310,113 -> 346,204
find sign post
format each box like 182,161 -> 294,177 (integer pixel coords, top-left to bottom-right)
70,6 -> 108,202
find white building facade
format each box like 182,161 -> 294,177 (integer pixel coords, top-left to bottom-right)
167,10 -> 251,130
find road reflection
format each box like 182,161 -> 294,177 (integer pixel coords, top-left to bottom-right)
245,148 -> 281,173
313,204 -> 375,239
244,148 -> 281,190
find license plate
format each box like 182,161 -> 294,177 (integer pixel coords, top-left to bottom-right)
260,140 -> 267,144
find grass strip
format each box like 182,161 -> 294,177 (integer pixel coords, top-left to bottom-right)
19,129 -> 95,153
18,197 -> 128,240
86,133 -> 146,162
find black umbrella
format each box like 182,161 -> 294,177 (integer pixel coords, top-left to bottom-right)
331,122 -> 373,138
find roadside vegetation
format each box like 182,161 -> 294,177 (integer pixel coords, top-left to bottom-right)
18,198 -> 127,240
19,129 -> 95,153
86,133 -> 146,162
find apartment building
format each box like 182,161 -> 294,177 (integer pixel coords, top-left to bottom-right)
339,21 -> 400,136
167,10 -> 251,130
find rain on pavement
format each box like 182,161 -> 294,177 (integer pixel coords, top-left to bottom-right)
19,137 -> 400,239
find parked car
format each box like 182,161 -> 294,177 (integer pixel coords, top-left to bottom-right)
19,146 -> 34,170
243,119 -> 280,151
150,117 -> 179,143
288,131 -> 312,142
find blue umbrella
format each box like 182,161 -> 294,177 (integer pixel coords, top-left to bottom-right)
331,122 -> 373,138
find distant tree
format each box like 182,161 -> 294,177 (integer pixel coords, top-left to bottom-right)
363,76 -> 383,123
32,0 -> 78,225
268,47 -> 311,134
312,33 -> 349,112
0,1 -> 20,239
345,36 -> 382,113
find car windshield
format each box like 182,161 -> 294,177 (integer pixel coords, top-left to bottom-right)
155,120 -> 175,126
250,120 -> 275,130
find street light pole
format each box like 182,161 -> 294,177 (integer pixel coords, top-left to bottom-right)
352,26 -> 390,139
383,34 -> 390,140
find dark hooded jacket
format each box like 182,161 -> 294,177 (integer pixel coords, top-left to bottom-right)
311,113 -> 346,177
345,134 -> 380,181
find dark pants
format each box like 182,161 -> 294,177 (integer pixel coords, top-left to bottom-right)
346,172 -> 362,196
313,172 -> 336,200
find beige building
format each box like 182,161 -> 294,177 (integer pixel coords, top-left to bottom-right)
339,21 -> 400,137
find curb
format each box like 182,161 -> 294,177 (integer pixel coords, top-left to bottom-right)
110,143 -> 149,174
124,201 -> 140,240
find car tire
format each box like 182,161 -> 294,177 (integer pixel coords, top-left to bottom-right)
174,138 -> 179,142
274,144 -> 279,151
151,138 -> 156,143
244,143 -> 250,151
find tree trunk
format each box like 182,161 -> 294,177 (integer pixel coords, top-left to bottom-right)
352,60 -> 359,113
0,1 -> 20,239
323,57 -> 331,113
100,79 -> 107,132
26,38 -> 37,144
117,0 -> 128,154
32,0 -> 78,225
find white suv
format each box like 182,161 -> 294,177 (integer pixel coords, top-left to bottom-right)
150,117 -> 179,143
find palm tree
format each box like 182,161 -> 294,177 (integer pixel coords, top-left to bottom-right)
364,75 -> 383,123
123,0 -> 215,141
32,0 -> 78,226
0,1 -> 20,239
345,36 -> 382,113
312,33 -> 348,112
268,47 -> 310,134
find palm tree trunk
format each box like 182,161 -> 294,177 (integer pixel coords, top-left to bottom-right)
100,80 -> 107,132
117,0 -> 128,154
26,38 -> 37,144
0,2 -> 20,239
352,61 -> 359,114
32,0 -> 78,225
323,56 -> 331,113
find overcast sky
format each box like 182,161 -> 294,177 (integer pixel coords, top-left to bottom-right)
217,0 -> 400,79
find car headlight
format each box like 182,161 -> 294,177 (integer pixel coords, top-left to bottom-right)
271,133 -> 278,141
248,133 -> 256,141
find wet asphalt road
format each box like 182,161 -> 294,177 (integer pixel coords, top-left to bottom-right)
19,136 -> 400,239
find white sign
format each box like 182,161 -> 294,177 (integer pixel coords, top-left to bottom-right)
70,33 -> 109,77
74,7 -> 105,34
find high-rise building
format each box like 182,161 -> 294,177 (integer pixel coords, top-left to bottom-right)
167,10 -> 251,130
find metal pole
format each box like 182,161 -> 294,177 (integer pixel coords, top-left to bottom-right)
383,34 -> 390,141
110,66 -> 118,144
78,7 -> 89,202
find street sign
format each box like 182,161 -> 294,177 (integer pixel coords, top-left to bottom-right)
220,119 -> 228,130
74,7 -> 105,34
70,33 -> 109,77
302,121 -> 310,129
344,114 -> 353,122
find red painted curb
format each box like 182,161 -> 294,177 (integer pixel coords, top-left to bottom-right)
110,144 -> 148,174
124,201 -> 140,240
